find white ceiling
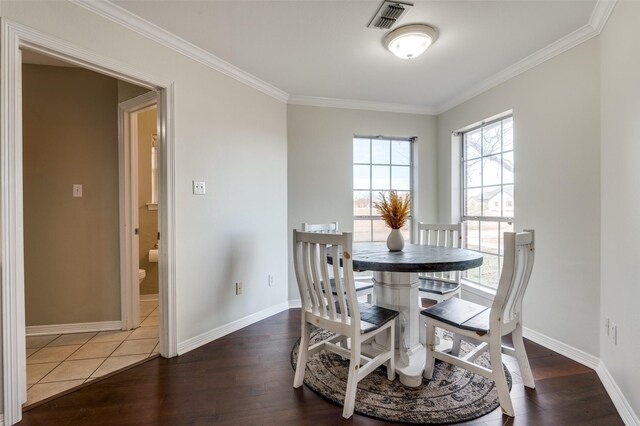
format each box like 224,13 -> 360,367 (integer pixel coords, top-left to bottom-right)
110,1 -> 599,113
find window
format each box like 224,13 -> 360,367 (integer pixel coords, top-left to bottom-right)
353,136 -> 414,242
461,116 -> 513,288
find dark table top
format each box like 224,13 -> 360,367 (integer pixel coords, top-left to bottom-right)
349,242 -> 483,273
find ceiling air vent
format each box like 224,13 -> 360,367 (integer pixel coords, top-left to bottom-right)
367,1 -> 413,30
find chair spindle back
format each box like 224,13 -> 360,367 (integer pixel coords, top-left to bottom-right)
293,230 -> 359,329
301,222 -> 339,233
418,223 -> 462,282
492,230 -> 535,326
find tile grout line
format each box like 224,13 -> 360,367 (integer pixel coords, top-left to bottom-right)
83,335 -> 129,381
27,301 -> 159,403
34,332 -> 99,386
34,333 -> 142,387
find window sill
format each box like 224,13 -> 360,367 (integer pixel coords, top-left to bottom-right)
461,279 -> 496,302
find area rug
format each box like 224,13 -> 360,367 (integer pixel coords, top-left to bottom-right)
290,328 -> 512,424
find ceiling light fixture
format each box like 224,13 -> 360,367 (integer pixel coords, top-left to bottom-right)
384,24 -> 438,59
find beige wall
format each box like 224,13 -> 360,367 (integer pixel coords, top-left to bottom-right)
600,0 -> 640,416
137,107 -> 158,295
287,105 -> 438,299
118,80 -> 151,103
23,64 -> 121,325
437,39 -> 601,356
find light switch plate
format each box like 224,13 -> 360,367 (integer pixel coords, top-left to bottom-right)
73,184 -> 83,197
192,181 -> 206,195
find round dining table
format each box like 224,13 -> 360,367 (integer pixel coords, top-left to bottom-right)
352,242 -> 483,387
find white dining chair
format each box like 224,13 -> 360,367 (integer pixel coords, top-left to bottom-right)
417,223 -> 463,304
301,222 -> 374,303
292,230 -> 397,419
417,223 -> 462,344
301,222 -> 339,233
421,230 -> 536,417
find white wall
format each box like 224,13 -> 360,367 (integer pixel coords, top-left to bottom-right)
437,39 -> 601,356
1,0 -> 288,352
600,1 -> 640,417
287,105 -> 437,299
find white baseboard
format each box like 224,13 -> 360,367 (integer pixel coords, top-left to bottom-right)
177,301 -> 290,355
140,293 -> 159,301
288,298 -> 301,309
26,321 -> 122,336
597,361 -> 640,426
523,327 -> 638,424
523,326 -> 600,369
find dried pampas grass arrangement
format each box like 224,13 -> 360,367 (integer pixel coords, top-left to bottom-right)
374,191 -> 411,230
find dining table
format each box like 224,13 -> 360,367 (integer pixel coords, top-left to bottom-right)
351,242 -> 483,387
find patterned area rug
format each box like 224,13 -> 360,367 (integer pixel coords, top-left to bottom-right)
291,329 -> 512,424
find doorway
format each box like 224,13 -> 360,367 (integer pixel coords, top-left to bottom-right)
21,52 -> 162,408
1,21 -> 177,424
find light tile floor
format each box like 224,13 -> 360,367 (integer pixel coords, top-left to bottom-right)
24,299 -> 159,407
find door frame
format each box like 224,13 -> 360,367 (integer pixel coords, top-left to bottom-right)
118,92 -> 158,330
1,19 -> 178,424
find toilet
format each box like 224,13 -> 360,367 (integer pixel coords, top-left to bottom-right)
138,269 -> 146,284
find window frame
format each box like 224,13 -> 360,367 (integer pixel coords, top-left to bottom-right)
353,135 -> 415,242
460,115 -> 514,290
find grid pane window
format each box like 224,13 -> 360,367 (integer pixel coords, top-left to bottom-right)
354,136 -> 414,242
461,116 -> 513,289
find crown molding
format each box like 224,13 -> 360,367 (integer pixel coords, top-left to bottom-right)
436,0 -> 617,115
294,0 -> 616,116
72,0 -> 616,117
288,95 -> 436,115
589,0 -> 617,34
70,0 -> 289,103
9,20 -> 170,89
435,24 -> 596,114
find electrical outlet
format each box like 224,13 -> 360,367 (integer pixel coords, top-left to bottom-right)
268,274 -> 274,287
72,184 -> 83,197
192,180 -> 206,195
235,282 -> 243,295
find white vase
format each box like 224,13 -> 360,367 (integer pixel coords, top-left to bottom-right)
386,229 -> 405,251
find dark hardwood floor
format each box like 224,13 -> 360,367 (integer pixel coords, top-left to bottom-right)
19,309 -> 623,425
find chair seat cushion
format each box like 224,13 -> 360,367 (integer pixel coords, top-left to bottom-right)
328,278 -> 374,295
420,298 -> 490,335
335,302 -> 399,334
418,278 -> 461,295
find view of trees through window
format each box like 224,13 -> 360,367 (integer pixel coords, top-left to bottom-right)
461,116 -> 514,288
353,136 -> 413,242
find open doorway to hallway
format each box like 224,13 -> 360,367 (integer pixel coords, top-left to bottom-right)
21,49 -> 160,408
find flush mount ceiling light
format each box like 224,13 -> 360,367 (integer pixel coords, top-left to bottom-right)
384,24 -> 438,59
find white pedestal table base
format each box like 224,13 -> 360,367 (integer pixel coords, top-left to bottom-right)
371,271 -> 425,387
